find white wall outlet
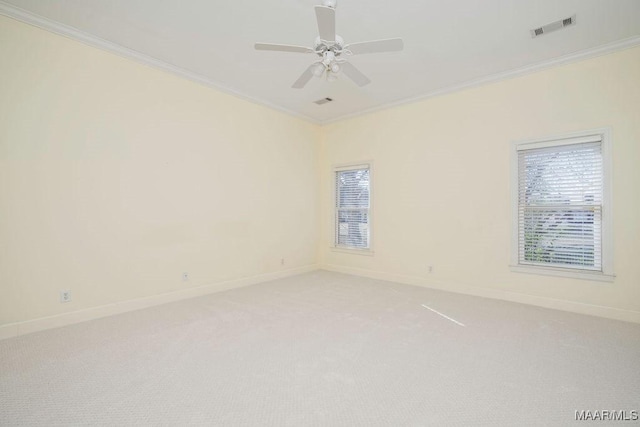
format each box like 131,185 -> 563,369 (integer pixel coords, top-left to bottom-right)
281,258 -> 285,266
60,290 -> 71,303
427,265 -> 433,274
182,272 -> 189,282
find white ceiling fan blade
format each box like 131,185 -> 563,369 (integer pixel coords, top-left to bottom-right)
341,62 -> 371,87
255,43 -> 315,54
315,6 -> 335,42
292,64 -> 316,89
346,38 -> 404,55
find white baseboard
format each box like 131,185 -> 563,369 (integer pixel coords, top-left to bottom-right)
0,324 -> 18,341
321,264 -> 640,324
0,264 -> 319,341
3,263 -> 636,341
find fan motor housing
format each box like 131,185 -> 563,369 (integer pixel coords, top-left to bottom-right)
314,35 -> 344,55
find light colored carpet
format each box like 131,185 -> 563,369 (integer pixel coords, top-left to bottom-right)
1,270 -> 638,426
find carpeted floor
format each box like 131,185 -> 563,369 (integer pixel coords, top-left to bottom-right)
1,270 -> 639,426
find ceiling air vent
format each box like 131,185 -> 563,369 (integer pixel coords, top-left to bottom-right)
530,14 -> 576,38
314,97 -> 333,105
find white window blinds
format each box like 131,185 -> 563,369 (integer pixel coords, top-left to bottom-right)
517,137 -> 603,271
335,165 -> 370,249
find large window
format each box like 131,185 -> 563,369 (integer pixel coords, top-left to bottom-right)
511,130 -> 613,280
334,164 -> 370,251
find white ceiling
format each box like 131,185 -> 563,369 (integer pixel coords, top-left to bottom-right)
2,0 -> 640,123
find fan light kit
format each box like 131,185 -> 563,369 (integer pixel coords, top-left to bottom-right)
255,0 -> 403,88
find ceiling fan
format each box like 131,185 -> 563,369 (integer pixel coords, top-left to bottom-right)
254,0 -> 403,89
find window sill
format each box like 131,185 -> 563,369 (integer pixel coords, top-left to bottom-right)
330,246 -> 375,256
509,265 -> 615,282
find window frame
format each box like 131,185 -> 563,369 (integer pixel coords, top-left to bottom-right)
510,128 -> 614,282
332,162 -> 374,255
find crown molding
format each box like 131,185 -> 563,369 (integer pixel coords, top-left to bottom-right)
0,1 -> 321,125
320,35 -> 640,125
1,1 -> 638,127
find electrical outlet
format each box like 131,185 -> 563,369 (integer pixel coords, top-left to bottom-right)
60,290 -> 71,303
427,265 -> 433,274
281,258 -> 285,266
182,272 -> 189,282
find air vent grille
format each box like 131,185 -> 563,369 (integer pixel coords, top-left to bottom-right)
314,97 -> 333,105
530,14 -> 576,38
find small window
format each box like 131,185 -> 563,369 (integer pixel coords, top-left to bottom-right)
334,164 -> 370,251
511,130 -> 613,280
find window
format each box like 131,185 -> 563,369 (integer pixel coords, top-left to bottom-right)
334,164 -> 371,251
511,130 -> 613,280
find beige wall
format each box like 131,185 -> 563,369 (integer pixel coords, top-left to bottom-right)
0,16 -> 319,327
1,15 -> 639,331
320,46 -> 640,321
